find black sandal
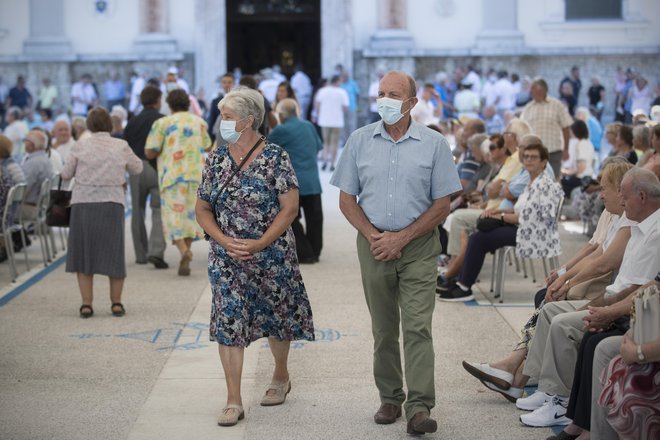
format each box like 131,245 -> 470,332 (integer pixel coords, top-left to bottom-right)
79,304 -> 94,318
111,303 -> 125,317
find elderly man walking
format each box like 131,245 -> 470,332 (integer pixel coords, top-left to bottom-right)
268,98 -> 324,263
521,78 -> 573,177
331,70 -> 461,435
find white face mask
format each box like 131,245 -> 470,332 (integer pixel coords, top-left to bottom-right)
377,97 -> 411,125
219,118 -> 247,144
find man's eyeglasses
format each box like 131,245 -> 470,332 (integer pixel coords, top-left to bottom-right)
522,154 -> 541,161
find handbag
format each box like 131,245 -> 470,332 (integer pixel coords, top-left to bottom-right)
476,216 -> 514,233
46,179 -> 72,227
630,282 -> 660,344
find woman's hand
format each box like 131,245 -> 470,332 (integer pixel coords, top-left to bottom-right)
620,330 -> 638,365
480,209 -> 497,219
222,237 -> 264,260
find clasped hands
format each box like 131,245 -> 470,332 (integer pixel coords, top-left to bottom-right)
582,306 -> 614,333
370,231 -> 405,261
223,237 -> 264,260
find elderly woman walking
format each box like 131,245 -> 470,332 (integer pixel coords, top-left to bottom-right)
61,107 -> 143,318
196,87 -> 314,427
145,89 -> 212,276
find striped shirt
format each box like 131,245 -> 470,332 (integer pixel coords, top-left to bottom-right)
521,96 -> 573,153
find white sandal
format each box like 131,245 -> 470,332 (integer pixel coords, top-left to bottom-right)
217,404 -> 244,426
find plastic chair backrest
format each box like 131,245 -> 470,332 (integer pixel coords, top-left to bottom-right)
2,183 -> 27,230
36,178 -> 51,220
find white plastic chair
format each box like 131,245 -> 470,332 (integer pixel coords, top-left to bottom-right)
1,183 -> 28,282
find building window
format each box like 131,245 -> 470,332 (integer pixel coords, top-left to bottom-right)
565,0 -> 622,20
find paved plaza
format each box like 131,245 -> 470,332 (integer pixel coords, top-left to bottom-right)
0,172 -> 587,439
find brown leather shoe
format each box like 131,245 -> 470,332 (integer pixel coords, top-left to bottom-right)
406,411 -> 437,435
374,403 -> 402,424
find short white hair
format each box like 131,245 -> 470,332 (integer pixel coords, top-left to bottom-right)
218,87 -> 265,130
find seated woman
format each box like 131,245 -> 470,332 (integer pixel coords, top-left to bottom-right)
461,160 -> 635,400
613,124 -> 638,165
597,280 -> 660,440
438,119 -> 530,289
561,119 -> 595,199
438,142 -> 563,302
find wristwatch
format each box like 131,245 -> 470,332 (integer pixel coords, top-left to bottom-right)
637,344 -> 646,362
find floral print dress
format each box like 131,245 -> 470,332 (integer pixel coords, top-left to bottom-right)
198,141 -> 315,347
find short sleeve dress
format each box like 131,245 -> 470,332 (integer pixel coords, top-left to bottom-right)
198,141 -> 315,347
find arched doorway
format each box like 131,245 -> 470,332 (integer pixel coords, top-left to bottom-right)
226,0 -> 321,82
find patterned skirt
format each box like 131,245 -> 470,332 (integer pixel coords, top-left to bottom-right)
160,181 -> 204,241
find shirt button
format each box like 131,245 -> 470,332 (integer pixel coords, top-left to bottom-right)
390,177 -> 393,181
391,160 -> 395,163
388,213 -> 392,216
389,194 -> 393,197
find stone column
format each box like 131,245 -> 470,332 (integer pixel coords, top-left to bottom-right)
22,0 -> 73,58
133,0 -> 179,55
321,0 -> 354,77
194,0 -> 227,101
475,0 -> 524,52
368,0 -> 415,51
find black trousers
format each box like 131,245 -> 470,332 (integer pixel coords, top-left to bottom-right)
291,194 -> 323,262
566,328 -> 624,430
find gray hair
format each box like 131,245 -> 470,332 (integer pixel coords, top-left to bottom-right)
7,106 -> 21,120
599,155 -> 629,173
275,98 -> 300,121
218,87 -> 265,130
506,118 -> 533,144
468,133 -> 488,151
26,130 -> 48,150
632,125 -> 650,148
626,167 -> 660,199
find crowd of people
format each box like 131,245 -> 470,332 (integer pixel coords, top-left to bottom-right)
0,61 -> 658,438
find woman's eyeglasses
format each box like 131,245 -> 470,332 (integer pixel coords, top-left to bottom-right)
522,154 -> 541,161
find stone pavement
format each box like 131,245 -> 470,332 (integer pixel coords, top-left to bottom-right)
0,170 -> 588,440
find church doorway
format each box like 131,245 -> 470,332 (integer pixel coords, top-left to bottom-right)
226,0 -> 321,82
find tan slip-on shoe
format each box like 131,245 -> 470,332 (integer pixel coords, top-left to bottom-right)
260,380 -> 291,406
178,250 -> 192,276
217,404 -> 244,426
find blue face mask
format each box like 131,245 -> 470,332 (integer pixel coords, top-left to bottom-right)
219,118 -> 248,144
376,97 -> 412,125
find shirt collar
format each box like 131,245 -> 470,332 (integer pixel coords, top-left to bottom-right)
372,119 -> 422,143
635,208 -> 660,236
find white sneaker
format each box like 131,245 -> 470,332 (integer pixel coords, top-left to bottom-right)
516,390 -> 552,411
519,395 -> 571,427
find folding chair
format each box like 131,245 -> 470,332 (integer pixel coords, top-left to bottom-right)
1,183 -> 28,282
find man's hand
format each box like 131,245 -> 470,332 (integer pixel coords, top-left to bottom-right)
582,306 -> 614,332
562,150 -> 569,161
370,231 -> 405,261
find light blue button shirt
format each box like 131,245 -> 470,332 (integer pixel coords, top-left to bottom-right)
330,120 -> 462,231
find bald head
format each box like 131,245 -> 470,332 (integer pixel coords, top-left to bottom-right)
275,98 -> 300,122
52,120 -> 72,144
380,71 -> 417,99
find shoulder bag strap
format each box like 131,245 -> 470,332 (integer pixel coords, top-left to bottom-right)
218,136 -> 265,194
